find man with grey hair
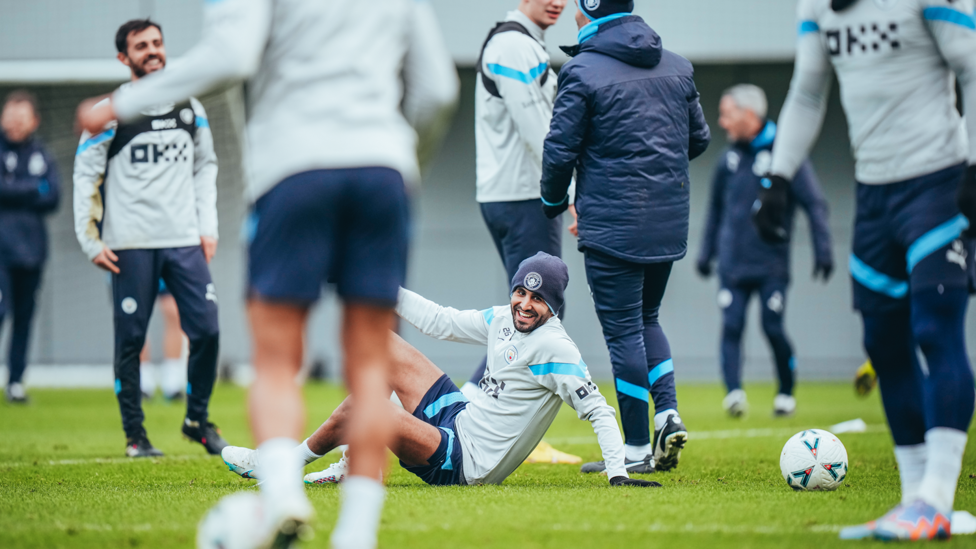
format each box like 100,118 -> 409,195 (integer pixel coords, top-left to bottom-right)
697,83 -> 832,418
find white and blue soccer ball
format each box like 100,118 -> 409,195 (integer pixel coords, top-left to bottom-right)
197,492 -> 267,549
780,429 -> 849,491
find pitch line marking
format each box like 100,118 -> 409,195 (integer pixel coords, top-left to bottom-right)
544,424 -> 885,446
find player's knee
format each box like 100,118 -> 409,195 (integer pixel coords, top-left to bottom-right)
722,318 -> 744,340
911,287 -> 967,356
761,316 -> 786,341
642,305 -> 661,326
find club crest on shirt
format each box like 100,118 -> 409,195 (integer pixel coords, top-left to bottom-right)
726,151 -> 740,172
28,152 -> 46,176
752,150 -> 772,177
524,272 -> 542,291
947,239 -> 967,270
504,345 -> 518,364
4,152 -> 16,173
180,108 -> 195,125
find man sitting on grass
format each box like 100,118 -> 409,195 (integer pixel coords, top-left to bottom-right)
222,252 -> 657,488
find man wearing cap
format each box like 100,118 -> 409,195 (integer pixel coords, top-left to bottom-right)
541,0 -> 711,474
220,252 -> 659,488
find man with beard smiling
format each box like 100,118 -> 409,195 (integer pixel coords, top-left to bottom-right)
220,252 -> 659,488
73,19 -> 224,458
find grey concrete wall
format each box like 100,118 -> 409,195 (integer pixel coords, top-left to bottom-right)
4,64 -> 976,385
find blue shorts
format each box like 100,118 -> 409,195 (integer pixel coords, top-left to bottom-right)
400,374 -> 468,486
851,163 -> 974,313
247,167 -> 410,306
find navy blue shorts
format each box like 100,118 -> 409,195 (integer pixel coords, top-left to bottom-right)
851,163 -> 974,313
247,167 -> 410,306
400,374 -> 468,486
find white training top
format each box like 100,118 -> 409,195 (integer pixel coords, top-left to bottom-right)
475,10 -> 559,203
73,93 -> 217,260
771,0 -> 976,184
396,288 -> 628,485
112,0 -> 459,202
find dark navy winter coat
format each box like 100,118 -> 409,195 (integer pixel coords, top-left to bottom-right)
698,121 -> 832,284
0,131 -> 60,268
540,15 -> 710,263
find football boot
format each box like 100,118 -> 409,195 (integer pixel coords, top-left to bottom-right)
652,414 -> 687,472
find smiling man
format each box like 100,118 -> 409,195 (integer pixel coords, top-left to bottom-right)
221,252 -> 658,489
73,19 -> 224,458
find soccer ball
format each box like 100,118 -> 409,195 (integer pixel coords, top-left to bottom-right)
780,429 -> 848,491
197,492 -> 267,549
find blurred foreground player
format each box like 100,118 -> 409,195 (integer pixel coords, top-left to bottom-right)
0,91 -> 60,404
222,253 -> 658,489
542,0 -> 710,474
74,19 -> 224,458
77,2 -> 459,548
758,0 -> 976,540
697,84 -> 833,418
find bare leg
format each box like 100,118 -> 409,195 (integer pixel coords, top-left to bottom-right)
247,300 -> 307,443
342,303 -> 396,480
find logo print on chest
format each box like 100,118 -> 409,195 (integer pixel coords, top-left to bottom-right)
503,346 -> 518,364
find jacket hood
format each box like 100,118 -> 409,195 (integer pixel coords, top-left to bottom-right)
563,16 -> 662,69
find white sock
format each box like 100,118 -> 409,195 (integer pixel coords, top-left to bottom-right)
330,475 -> 386,549
139,362 -> 156,395
294,438 -> 324,466
460,382 -> 479,401
161,358 -> 185,395
625,443 -> 652,462
917,427 -> 968,514
894,444 -> 927,505
389,391 -> 404,409
257,438 -> 305,510
654,409 -> 679,432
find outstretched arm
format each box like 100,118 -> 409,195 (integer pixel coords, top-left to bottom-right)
395,288 -> 491,345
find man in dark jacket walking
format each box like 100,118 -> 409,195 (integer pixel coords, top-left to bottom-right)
541,0 -> 710,474
0,91 -> 60,403
697,84 -> 832,419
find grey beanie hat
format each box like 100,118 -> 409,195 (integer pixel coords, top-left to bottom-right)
510,252 -> 569,315
579,0 -> 634,20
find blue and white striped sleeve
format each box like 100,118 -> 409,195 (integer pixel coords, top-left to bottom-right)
922,0 -> 976,164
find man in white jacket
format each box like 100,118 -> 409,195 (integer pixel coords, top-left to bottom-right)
76,2 -> 458,548
222,253 -> 659,489
73,19 -> 224,459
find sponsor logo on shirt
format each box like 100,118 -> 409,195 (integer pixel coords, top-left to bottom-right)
826,22 -> 900,56
151,118 -> 178,130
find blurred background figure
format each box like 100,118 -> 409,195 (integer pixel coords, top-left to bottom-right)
0,90 -> 60,404
696,84 -> 832,418
139,281 -> 187,402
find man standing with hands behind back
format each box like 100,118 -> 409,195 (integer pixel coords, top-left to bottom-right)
74,19 -> 226,458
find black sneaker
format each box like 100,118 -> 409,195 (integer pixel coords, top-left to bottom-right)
580,454 -> 656,474
652,414 -> 687,472
126,434 -> 165,458
182,419 -> 228,455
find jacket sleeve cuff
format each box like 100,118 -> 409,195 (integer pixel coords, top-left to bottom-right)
541,195 -> 568,207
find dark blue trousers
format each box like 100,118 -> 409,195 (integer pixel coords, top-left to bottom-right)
469,199 -> 562,385
584,248 -> 677,447
0,263 -> 42,385
112,247 -> 219,439
719,277 -> 794,395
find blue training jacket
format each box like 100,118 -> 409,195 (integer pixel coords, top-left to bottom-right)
541,15 -> 710,263
0,131 -> 61,268
698,121 -> 832,284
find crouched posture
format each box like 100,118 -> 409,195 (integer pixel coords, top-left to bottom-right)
223,253 -> 656,488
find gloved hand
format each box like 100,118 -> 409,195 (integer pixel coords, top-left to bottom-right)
610,476 -> 662,487
958,164 -> 976,239
696,259 -> 712,278
542,197 -> 569,219
813,260 -> 833,282
752,175 -> 790,244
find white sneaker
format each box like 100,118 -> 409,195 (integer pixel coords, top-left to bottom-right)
304,451 -> 349,485
222,446 -> 260,480
773,394 -> 796,417
723,389 -> 748,417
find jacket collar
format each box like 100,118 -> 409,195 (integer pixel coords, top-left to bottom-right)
578,12 -> 631,44
506,9 -> 546,44
749,120 -> 776,152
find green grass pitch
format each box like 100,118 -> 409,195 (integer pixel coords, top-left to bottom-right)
1,381 -> 975,548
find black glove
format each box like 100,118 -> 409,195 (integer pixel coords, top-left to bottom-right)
958,165 -> 976,239
696,259 -> 712,278
813,260 -> 833,282
542,197 -> 569,219
752,175 -> 790,244
610,476 -> 662,488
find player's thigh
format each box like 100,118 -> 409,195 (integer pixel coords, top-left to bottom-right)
334,167 -> 409,306
499,200 -> 563,279
388,403 -> 445,467
479,202 -> 512,270
160,246 -> 217,338
583,248 -> 645,334
247,170 -> 339,305
388,331 -> 448,415
641,261 -> 673,311
851,184 -> 909,314
112,249 -> 161,340
719,280 -> 751,332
